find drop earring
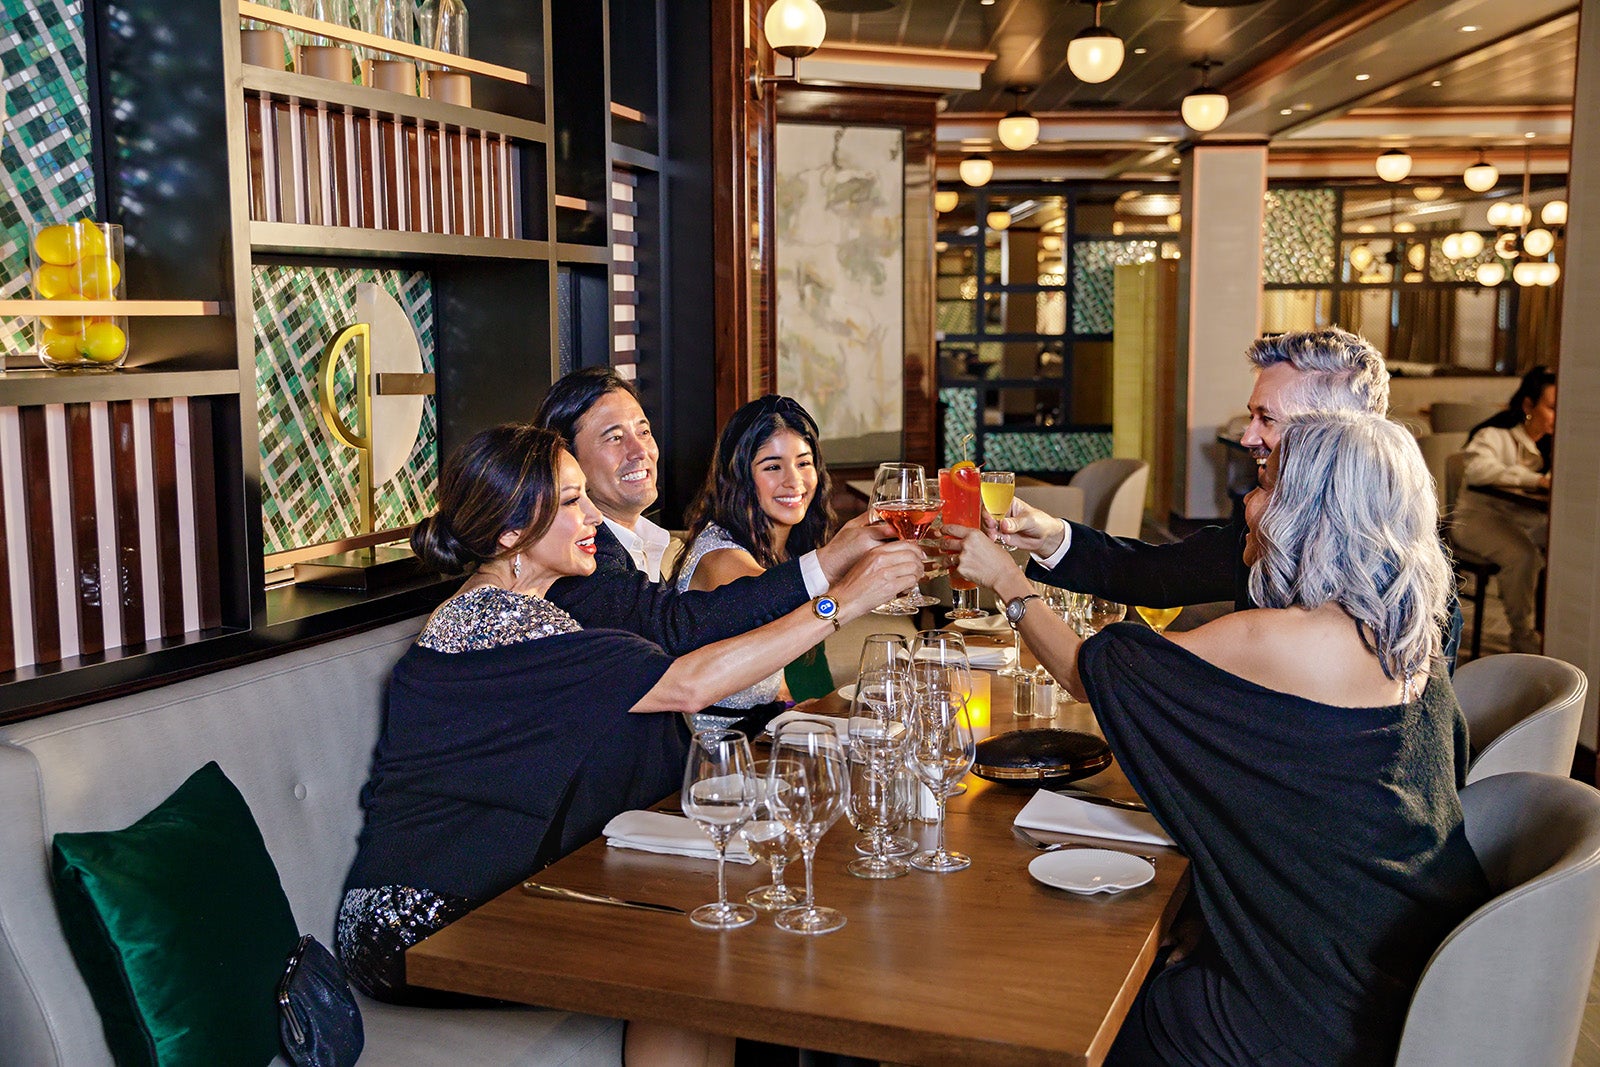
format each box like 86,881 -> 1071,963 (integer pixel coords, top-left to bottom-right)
512,553 -> 522,581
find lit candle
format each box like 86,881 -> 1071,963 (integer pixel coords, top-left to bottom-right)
965,673 -> 992,739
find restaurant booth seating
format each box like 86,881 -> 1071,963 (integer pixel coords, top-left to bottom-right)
1396,772 -> 1600,1067
0,617 -> 623,1067
1453,653 -> 1586,784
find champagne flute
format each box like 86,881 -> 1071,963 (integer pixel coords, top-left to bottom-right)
908,690 -> 976,873
980,471 -> 1016,547
743,758 -> 803,911
871,464 -> 940,616
1136,605 -> 1183,634
768,719 -> 850,934
681,729 -> 757,930
1085,597 -> 1127,636
845,718 -> 911,879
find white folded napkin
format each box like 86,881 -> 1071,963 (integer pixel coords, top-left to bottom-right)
762,709 -> 851,740
602,810 -> 757,864
963,645 -> 1018,671
1014,789 -> 1175,847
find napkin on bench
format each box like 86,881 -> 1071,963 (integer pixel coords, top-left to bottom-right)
1014,788 -> 1175,847
602,810 -> 757,864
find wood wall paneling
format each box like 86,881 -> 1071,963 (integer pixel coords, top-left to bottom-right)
108,400 -> 147,646
64,405 -> 105,657
18,407 -> 61,666
188,399 -> 223,631
0,428 -> 12,674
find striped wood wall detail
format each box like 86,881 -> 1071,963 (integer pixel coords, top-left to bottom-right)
611,168 -> 639,368
0,397 -> 223,673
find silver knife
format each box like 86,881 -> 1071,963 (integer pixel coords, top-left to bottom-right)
522,881 -> 687,915
1054,788 -> 1149,813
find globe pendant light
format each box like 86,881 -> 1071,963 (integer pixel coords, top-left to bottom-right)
997,86 -> 1040,151
959,154 -> 994,188
1523,228 -> 1555,257
1441,233 -> 1463,261
764,0 -> 826,58
1476,261 -> 1505,287
1463,151 -> 1498,193
1375,149 -> 1412,183
1512,261 -> 1541,287
1542,200 -> 1568,226
934,190 -> 960,213
1066,1 -> 1124,84
1457,231 -> 1484,258
986,210 -> 1012,231
1181,59 -> 1228,133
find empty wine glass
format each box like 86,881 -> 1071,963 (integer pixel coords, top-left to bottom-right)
681,729 -> 757,930
743,758 -> 803,912
908,689 -> 976,873
845,718 -> 911,879
871,463 -> 938,616
855,632 -> 910,683
768,718 -> 850,934
1085,597 -> 1127,636
851,667 -> 917,859
911,629 -> 973,705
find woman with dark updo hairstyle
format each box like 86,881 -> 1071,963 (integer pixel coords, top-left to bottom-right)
337,422 -> 920,1064
670,395 -> 838,730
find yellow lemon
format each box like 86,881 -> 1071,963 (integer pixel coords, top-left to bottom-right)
74,219 -> 109,257
75,255 -> 122,299
80,322 -> 128,363
33,224 -> 81,266
40,293 -> 89,333
40,329 -> 85,363
35,263 -> 78,299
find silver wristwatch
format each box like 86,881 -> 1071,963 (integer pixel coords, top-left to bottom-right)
1004,593 -> 1043,628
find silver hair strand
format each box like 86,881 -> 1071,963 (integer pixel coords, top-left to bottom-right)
1246,328 -> 1391,419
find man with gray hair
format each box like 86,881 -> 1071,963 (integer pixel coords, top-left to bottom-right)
999,328 -> 1391,612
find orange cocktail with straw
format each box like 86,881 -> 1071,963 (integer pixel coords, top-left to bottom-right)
939,463 -> 987,618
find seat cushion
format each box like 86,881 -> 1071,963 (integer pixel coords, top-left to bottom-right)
50,762 -> 300,1067
345,998 -> 624,1067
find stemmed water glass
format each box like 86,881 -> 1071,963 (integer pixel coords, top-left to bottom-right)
1085,596 -> 1127,636
911,629 -> 974,703
855,633 -> 910,688
768,719 -> 850,934
850,664 -> 918,859
871,464 -> 940,616
743,758 -> 803,912
681,729 -> 757,930
907,688 -> 976,873
845,717 -> 911,878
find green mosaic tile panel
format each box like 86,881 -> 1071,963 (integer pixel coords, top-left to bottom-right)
941,387 -> 977,468
1428,236 -> 1499,282
1,0 -> 96,356
983,432 -> 1112,473
253,266 -> 437,555
936,300 -> 974,335
1263,188 -> 1337,285
1072,241 -> 1157,335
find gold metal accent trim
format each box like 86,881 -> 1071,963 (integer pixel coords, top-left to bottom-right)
375,372 -> 435,395
317,321 -> 374,534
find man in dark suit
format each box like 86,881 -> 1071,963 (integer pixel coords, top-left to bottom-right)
1000,329 -> 1390,612
537,368 -> 903,653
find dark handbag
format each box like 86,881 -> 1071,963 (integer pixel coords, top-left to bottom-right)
277,935 -> 364,1067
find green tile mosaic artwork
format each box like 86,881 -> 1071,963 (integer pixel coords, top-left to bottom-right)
936,300 -> 974,335
253,266 -> 437,555
940,387 -> 1111,472
1,0 -> 96,356
1263,188 -> 1337,285
1072,242 -> 1158,335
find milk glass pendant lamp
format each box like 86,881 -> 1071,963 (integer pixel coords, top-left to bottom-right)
1463,151 -> 1498,193
1375,149 -> 1412,183
959,155 -> 994,187
997,87 -> 1040,151
1066,1 -> 1124,84
764,0 -> 826,58
1181,60 -> 1228,133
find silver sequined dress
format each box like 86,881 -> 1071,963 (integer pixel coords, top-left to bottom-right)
675,524 -> 783,729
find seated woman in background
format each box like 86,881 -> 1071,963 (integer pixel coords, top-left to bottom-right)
950,411 -> 1490,1067
670,395 -> 838,731
337,424 -> 920,1052
1452,365 -> 1556,654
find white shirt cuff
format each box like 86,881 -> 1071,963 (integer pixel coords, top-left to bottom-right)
1030,521 -> 1074,570
798,551 -> 828,597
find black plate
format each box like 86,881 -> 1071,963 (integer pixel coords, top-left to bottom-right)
972,729 -> 1113,785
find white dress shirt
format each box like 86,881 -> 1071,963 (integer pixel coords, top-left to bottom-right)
605,515 -> 673,582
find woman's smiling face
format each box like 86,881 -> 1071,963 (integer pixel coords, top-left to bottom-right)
518,451 -> 603,593
750,429 -> 817,530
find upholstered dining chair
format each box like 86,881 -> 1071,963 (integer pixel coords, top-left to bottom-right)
1068,458 -> 1148,538
1452,653 -> 1586,784
1394,772 -> 1600,1067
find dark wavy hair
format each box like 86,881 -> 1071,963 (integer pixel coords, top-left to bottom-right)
671,395 -> 837,577
534,366 -> 640,451
411,423 -> 566,575
1467,364 -> 1556,469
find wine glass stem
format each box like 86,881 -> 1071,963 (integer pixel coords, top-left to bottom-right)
771,857 -> 789,893
1012,627 -> 1022,664
714,842 -> 729,910
934,793 -> 949,856
801,843 -> 818,909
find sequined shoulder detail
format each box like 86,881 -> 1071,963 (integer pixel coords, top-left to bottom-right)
674,523 -> 749,592
417,586 -> 581,653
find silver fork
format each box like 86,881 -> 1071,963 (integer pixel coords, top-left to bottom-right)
1013,825 -> 1158,867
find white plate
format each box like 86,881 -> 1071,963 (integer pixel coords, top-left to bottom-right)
1028,849 -> 1155,895
837,683 -> 857,702
952,614 -> 1010,636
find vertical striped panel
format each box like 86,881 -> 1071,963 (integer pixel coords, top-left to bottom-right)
611,166 -> 639,368
65,404 -> 105,656
108,400 -> 147,645
90,402 -> 124,651
0,409 -> 35,670
43,406 -> 79,661
131,399 -> 162,642
0,417 -> 13,674
170,398 -> 201,635
148,399 -> 185,639
187,399 -> 223,631
17,407 -> 61,665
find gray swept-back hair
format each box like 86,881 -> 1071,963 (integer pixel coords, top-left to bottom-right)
1246,328 -> 1390,418
1248,411 -> 1450,683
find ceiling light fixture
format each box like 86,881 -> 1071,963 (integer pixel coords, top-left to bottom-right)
1181,59 -> 1228,132
1355,73 -> 1371,82
1375,148 -> 1412,182
1476,261 -> 1505,286
1460,24 -> 1479,32
752,0 -> 826,98
1413,185 -> 1444,202
986,210 -> 1012,231
1463,151 -> 1498,192
1542,200 -> 1568,226
959,154 -> 994,187
934,189 -> 960,213
1067,0 -> 1125,84
997,86 -> 1040,151
1457,231 -> 1484,258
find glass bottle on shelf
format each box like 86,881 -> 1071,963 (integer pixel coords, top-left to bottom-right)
368,0 -> 419,95
294,0 -> 356,83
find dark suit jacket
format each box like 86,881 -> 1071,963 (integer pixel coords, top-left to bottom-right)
545,523 -> 809,654
1027,518 -> 1251,610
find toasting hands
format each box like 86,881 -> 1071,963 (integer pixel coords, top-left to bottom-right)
942,524 -> 1025,593
830,540 -> 927,622
815,511 -> 901,584
989,498 -> 1067,558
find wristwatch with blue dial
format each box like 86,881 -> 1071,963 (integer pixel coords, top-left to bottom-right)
811,595 -> 841,630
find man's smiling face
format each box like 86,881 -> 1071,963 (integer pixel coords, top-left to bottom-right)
570,389 -> 659,527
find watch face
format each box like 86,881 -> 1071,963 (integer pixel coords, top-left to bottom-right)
815,596 -> 838,619
1006,598 -> 1024,623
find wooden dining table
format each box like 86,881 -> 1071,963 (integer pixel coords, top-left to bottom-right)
406,635 -> 1190,1066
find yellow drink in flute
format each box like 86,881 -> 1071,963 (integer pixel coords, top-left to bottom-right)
980,479 -> 1014,518
1136,605 -> 1183,634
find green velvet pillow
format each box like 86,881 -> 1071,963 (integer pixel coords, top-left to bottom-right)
50,761 -> 300,1067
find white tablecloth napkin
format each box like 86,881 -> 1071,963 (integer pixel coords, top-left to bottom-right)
1014,789 -> 1175,847
602,810 -> 756,864
964,645 -> 1018,670
762,709 -> 851,740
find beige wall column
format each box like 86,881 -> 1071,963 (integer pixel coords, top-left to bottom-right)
1545,0 -> 1600,760
1174,144 -> 1267,519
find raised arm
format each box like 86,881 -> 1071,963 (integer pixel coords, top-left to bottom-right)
1026,518 -> 1247,610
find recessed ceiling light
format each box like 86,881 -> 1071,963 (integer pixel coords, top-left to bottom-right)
1355,73 -> 1371,82
1133,47 -> 1147,55
1525,131 -> 1537,138
1431,80 -> 1443,87
1460,24 -> 1479,32
1280,108 -> 1293,115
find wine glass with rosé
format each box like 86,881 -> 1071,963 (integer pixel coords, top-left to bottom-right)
871,464 -> 941,617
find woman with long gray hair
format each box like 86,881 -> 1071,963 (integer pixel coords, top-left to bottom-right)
949,410 -> 1489,1066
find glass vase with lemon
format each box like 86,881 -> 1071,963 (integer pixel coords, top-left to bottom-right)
31,221 -> 129,371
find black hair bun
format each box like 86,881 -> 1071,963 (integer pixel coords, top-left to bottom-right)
411,514 -> 475,575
